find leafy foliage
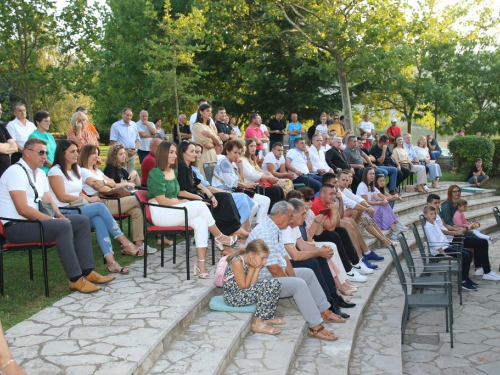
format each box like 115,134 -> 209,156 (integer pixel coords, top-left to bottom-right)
448,136 -> 494,174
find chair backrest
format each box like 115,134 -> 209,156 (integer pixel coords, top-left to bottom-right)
203,162 -> 218,185
493,207 -> 500,231
135,190 -> 153,224
411,222 -> 428,266
387,244 -> 408,297
398,232 -> 417,282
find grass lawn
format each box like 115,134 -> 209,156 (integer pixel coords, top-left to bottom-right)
440,170 -> 500,191
0,144 -> 179,330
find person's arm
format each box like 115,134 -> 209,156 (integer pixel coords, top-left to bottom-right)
285,156 -> 303,176
440,201 -> 455,226
322,202 -> 341,231
375,146 -> 386,165
9,190 -> 53,220
267,264 -> 288,277
48,175 -> 83,204
266,161 -> 294,179
231,258 -> 260,289
0,139 -> 17,154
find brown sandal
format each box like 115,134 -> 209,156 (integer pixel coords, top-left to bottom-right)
308,325 -> 338,341
321,310 -> 346,323
251,322 -> 280,335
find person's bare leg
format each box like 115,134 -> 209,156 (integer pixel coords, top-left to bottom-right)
365,225 -> 392,246
340,219 -> 363,258
208,224 -> 235,245
343,218 -> 370,253
480,176 -> 489,186
349,208 -> 362,223
0,319 -> 26,375
195,247 -> 208,275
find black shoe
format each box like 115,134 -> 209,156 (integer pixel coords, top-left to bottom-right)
337,299 -> 356,308
329,302 -> 350,319
468,278 -> 478,286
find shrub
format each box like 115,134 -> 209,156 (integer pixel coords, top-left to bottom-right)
491,139 -> 500,177
448,136 -> 494,175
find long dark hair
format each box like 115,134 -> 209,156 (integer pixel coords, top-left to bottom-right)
361,167 -> 375,192
155,140 -> 178,171
393,134 -> 403,151
52,139 -> 81,180
375,173 -> 386,195
177,141 -> 195,166
195,103 -> 211,125
244,138 -> 258,165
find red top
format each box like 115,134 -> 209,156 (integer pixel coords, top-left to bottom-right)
245,126 -> 264,150
311,197 -> 331,219
362,139 -> 372,148
141,152 -> 155,186
386,126 -> 401,144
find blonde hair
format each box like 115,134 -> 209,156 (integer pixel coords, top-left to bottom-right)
226,239 -> 269,263
106,143 -> 126,169
417,136 -> 427,148
70,111 -> 89,130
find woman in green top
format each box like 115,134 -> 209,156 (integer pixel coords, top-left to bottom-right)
147,141 -> 236,278
27,111 -> 56,174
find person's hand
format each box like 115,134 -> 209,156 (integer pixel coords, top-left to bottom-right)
335,191 -> 342,200
367,207 -> 375,216
320,245 -> 334,259
201,129 -> 211,138
245,182 -> 257,189
382,199 -> 388,206
88,196 -> 100,203
397,165 -> 401,171
210,195 -> 218,208
304,149 -> 310,157
296,170 -> 304,177
409,162 -> 414,169
248,256 -> 259,268
329,202 -> 339,211
382,144 -> 387,151
314,214 -> 326,224
269,176 -> 279,184
350,167 -> 355,174
177,199 -> 190,204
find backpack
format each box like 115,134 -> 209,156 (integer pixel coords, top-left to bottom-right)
213,255 -> 245,287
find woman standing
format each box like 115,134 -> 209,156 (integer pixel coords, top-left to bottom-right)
27,111 -> 56,174
414,136 -> 442,188
153,117 -> 166,140
48,140 -> 142,274
391,135 -> 427,192
212,139 -> 271,226
79,144 -> 156,254
191,104 -> 221,177
67,112 -> 98,152
147,141 -> 236,278
104,144 -> 141,187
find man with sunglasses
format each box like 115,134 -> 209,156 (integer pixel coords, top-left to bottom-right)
0,138 -> 113,293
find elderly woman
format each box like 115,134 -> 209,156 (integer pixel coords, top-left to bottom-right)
103,143 -> 141,187
242,138 -> 285,208
191,104 -> 221,177
27,110 -> 56,174
153,117 -> 166,140
391,135 -> 426,192
414,135 -> 442,188
67,111 -> 99,152
212,138 -> 271,226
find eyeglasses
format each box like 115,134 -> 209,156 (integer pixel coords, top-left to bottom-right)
304,196 -> 314,202
334,117 -> 339,120
452,190 -> 461,193
28,149 -> 49,156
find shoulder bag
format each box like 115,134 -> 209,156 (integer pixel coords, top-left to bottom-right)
16,163 -> 55,217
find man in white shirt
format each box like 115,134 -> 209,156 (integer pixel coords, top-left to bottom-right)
321,134 -> 331,152
285,138 -> 323,192
259,121 -> 270,157
0,138 -> 113,293
308,134 -> 333,175
136,110 -> 157,164
262,142 -> 295,180
189,98 -> 215,141
6,103 -> 36,164
110,108 -> 140,173
358,113 -> 375,141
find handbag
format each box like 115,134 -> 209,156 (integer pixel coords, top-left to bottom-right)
67,198 -> 88,208
16,163 -> 55,217
102,187 -> 131,198
233,187 -> 256,198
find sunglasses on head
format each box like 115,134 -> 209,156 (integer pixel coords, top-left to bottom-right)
304,196 -> 314,202
28,149 -> 49,156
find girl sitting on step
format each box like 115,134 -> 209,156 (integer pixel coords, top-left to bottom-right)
452,199 -> 499,244
223,239 -> 284,335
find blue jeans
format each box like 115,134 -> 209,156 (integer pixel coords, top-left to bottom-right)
375,166 -> 398,192
63,203 -> 123,258
468,175 -> 488,185
138,150 -> 149,164
295,174 -> 323,193
430,150 -> 441,160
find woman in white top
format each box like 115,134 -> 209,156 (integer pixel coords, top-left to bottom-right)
78,144 -> 155,254
415,136 -> 442,188
48,140 -> 141,274
356,168 -> 400,240
391,135 -> 427,192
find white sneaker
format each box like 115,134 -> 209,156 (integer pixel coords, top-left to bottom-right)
474,268 -> 484,276
139,244 -> 158,254
391,232 -> 400,241
489,271 -> 500,278
483,272 -> 500,281
395,222 -> 408,231
353,261 -> 374,274
423,185 -> 430,192
346,269 -> 367,283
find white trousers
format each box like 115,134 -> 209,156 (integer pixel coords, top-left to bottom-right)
249,193 -> 271,224
316,241 -> 348,284
150,201 -> 215,248
411,164 -> 427,185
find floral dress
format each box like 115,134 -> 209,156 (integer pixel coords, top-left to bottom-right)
223,256 -> 282,320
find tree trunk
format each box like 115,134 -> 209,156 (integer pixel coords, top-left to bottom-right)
332,50 -> 352,132
407,119 -> 411,134
173,51 -> 181,143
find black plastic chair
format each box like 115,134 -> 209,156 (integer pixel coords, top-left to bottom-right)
388,244 -> 454,348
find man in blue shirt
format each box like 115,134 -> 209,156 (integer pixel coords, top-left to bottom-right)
247,201 -> 342,341
286,113 -> 304,147
110,108 -> 140,173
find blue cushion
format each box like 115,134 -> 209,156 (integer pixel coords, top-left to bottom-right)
462,187 -> 485,193
209,295 -> 256,313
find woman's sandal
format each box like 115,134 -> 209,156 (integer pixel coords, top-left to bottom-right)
107,261 -> 130,274
337,290 -> 351,303
264,318 -> 286,325
308,325 -> 338,341
321,310 -> 346,323
215,233 -> 237,250
121,243 -> 144,257
251,321 -> 280,335
336,283 -> 354,296
194,259 -> 210,279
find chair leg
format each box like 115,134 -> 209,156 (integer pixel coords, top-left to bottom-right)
186,232 -> 190,281
445,307 -> 449,332
161,237 -> 165,268
42,246 -> 49,297
29,249 -> 34,280
173,236 -> 177,264
211,234 -> 215,265
401,305 -> 409,343
0,252 -> 4,296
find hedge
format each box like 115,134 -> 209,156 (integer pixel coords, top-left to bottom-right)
492,139 -> 500,177
448,136 -> 494,175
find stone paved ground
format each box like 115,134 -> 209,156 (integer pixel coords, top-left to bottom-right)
349,230 -> 500,375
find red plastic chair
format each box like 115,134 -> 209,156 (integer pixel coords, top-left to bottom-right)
135,190 -> 197,280
0,217 -> 57,297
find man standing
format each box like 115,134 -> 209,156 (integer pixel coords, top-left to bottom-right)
386,118 -> 401,144
0,104 -> 17,178
267,109 -> 286,150
6,103 -> 36,164
327,114 -> 344,137
285,138 -> 323,192
370,135 -> 407,193
262,142 -> 295,180
358,113 -> 375,142
214,107 -> 236,145
136,110 -> 157,164
172,114 -> 191,144
0,138 -> 113,293
308,135 -> 333,175
245,113 -> 269,158
189,98 -> 215,141
109,108 -> 139,173
140,138 -> 162,187
287,113 -> 304,147
247,202 -> 343,341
